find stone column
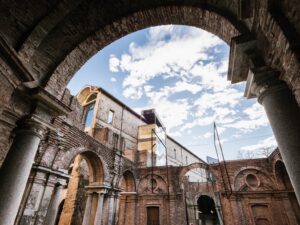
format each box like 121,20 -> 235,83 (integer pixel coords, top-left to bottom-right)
82,192 -> 93,225
44,182 -> 66,225
246,69 -> 300,203
94,192 -> 105,225
113,193 -> 121,225
107,194 -> 116,225
0,119 -> 46,225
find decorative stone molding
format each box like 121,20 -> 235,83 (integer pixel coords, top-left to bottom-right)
85,185 -> 109,195
228,35 -> 257,84
29,87 -> 71,117
16,117 -> 48,139
244,67 -> 285,101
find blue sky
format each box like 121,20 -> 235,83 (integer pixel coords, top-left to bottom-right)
67,25 -> 276,161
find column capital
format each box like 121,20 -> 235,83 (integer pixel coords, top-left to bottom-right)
16,117 -> 48,139
86,191 -> 94,196
97,189 -> 108,195
244,67 -> 288,104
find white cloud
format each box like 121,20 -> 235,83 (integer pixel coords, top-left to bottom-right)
241,136 -> 277,152
109,25 -> 223,99
180,88 -> 242,132
134,91 -> 192,132
106,25 -> 272,160
203,132 -> 213,138
224,102 -> 269,133
123,86 -> 143,100
109,55 -> 120,72
110,77 -> 117,82
189,59 -> 230,92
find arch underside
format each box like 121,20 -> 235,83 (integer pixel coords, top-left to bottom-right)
44,5 -> 242,98
0,1 -> 248,98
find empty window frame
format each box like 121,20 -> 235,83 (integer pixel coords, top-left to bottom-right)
85,103 -> 95,129
108,110 -> 114,124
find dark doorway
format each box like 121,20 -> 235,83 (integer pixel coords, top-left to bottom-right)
147,206 -> 159,225
197,195 -> 220,225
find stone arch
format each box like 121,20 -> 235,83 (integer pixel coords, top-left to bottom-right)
197,195 -> 219,222
76,85 -> 100,106
119,170 -> 136,192
117,170 -> 137,225
42,5 -> 248,98
0,0 -> 297,104
138,173 -> 168,194
179,162 -> 209,183
193,192 -> 215,204
274,160 -> 293,190
79,151 -> 104,184
233,166 -> 275,191
55,149 -> 107,225
53,146 -> 109,184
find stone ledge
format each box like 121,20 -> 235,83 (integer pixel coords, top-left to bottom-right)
228,34 -> 257,84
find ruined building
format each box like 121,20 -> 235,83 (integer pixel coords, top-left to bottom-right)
0,1 -> 300,225
7,85 -> 300,225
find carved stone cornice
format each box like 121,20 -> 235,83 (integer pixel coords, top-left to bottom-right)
32,164 -> 70,181
0,107 -> 21,129
29,87 -> 71,117
85,184 -> 109,194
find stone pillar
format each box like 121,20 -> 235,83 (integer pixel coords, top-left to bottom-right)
44,182 -> 66,225
107,194 -> 116,225
0,119 -> 46,225
246,69 -> 300,203
94,192 -> 105,225
82,192 -> 93,225
113,193 -> 121,225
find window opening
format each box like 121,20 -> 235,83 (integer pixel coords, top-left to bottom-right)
85,103 -> 95,130
108,110 -> 114,124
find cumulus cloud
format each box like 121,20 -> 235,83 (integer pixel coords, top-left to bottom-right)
107,25 -> 271,157
241,136 -> 276,152
109,55 -> 120,72
109,25 -> 223,99
180,88 -> 242,132
135,94 -> 192,132
224,102 -> 269,133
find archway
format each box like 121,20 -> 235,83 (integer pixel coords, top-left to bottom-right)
180,163 -> 219,225
1,2 -> 300,225
197,195 -> 220,225
274,160 -> 292,190
40,5 -> 244,98
57,151 -> 104,225
117,171 -> 136,225
274,161 -> 300,222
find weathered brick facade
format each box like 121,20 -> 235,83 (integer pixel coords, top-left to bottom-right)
0,1 -> 300,225
11,87 -> 300,225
